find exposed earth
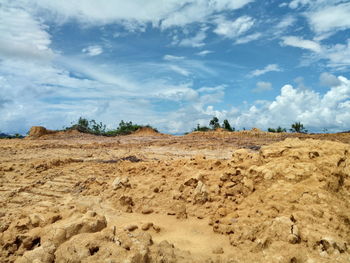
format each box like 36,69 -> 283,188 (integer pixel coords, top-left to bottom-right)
0,127 -> 350,262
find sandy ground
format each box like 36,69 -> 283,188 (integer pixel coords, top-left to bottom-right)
0,129 -> 350,262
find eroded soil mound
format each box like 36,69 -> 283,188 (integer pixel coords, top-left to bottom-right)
131,127 -> 162,136
28,126 -> 57,138
0,137 -> 349,262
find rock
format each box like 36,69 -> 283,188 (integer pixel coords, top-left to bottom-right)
152,225 -> 161,233
175,204 -> 187,219
112,176 -> 130,190
124,224 -> 138,231
141,222 -> 153,231
194,181 -> 209,204
141,208 -> 154,214
212,246 -> 224,254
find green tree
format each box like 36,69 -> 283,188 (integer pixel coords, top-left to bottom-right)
290,122 -> 307,133
209,117 -> 220,130
222,119 -> 234,131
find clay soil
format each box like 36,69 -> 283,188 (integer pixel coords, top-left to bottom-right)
1,129 -> 350,263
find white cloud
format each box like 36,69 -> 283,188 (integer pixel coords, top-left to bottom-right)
235,33 -> 261,44
250,64 -> 282,77
281,36 -> 322,53
196,50 -> 213,56
82,45 -> 103,56
163,55 -> 185,61
275,16 -> 296,30
214,16 -> 255,39
8,0 -> 254,30
178,30 -> 206,48
321,40 -> 350,69
168,65 -> 190,76
0,6 -> 53,61
252,81 -> 272,93
228,76 -> 350,131
307,3 -> 350,35
319,72 -> 341,87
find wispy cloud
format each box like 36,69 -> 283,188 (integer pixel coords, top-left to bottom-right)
250,64 -> 282,77
82,45 -> 103,56
281,36 -> 322,53
196,50 -> 213,56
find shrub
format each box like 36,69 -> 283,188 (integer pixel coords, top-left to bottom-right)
268,126 -> 286,133
290,122 -> 308,133
66,118 -> 156,136
193,124 -> 211,132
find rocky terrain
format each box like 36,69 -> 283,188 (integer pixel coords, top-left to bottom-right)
0,128 -> 350,262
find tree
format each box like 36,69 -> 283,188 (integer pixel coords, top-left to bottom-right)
222,119 -> 234,131
268,126 -> 286,133
290,122 -> 307,133
209,117 -> 220,130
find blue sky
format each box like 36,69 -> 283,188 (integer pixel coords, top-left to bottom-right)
1,0 -> 350,134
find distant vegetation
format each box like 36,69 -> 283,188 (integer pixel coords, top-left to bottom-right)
0,132 -> 24,139
65,117 -> 157,136
290,122 -> 308,133
193,117 -> 235,132
193,117 -> 309,134
267,127 -> 287,133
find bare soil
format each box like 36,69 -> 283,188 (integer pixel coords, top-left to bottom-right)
1,130 -> 350,262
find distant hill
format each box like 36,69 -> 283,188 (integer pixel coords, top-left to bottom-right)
0,133 -> 24,139
0,133 -> 10,138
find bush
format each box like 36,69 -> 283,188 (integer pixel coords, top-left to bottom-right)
268,126 -> 286,133
66,117 -> 106,135
290,122 -> 307,133
193,124 -> 211,132
193,117 -> 235,132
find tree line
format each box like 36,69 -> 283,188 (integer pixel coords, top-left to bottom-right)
193,117 -> 308,133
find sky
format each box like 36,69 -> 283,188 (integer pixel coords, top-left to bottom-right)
1,0 -> 350,134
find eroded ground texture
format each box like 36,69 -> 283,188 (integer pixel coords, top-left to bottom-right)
0,129 -> 350,263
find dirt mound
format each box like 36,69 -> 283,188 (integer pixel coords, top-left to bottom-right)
27,126 -> 57,138
1,136 -> 350,262
131,126 -> 162,136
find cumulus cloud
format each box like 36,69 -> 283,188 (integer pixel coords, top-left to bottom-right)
214,16 -> 255,39
82,45 -> 103,56
0,6 -> 53,61
319,72 -> 341,87
230,76 -> 350,131
252,81 -> 272,93
250,64 -> 282,77
281,36 -> 322,53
